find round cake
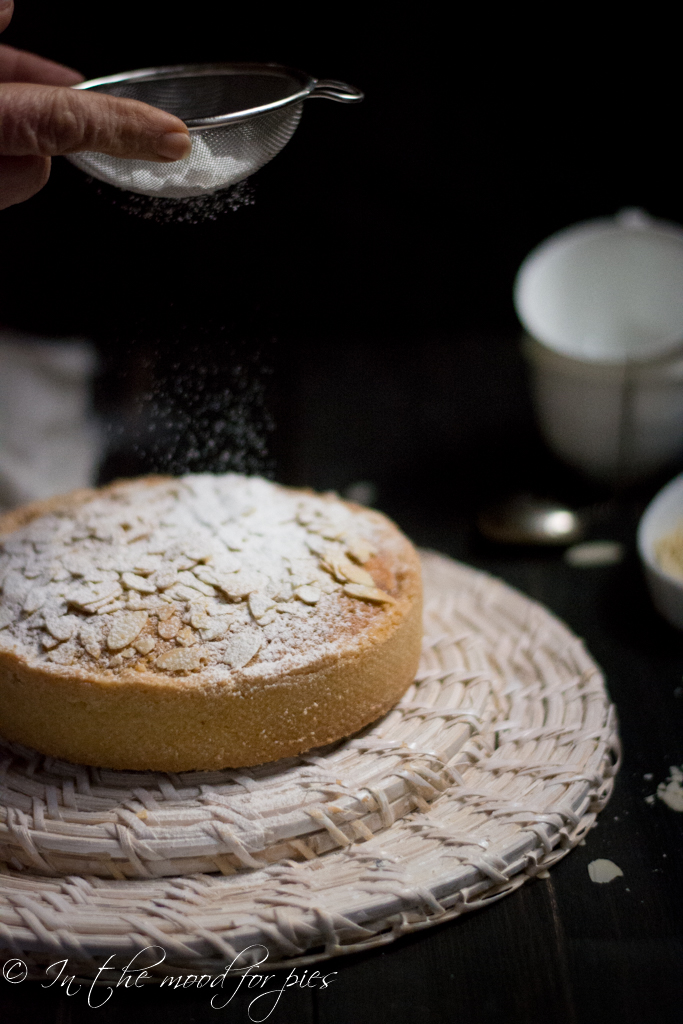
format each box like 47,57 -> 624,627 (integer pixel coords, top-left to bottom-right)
0,474 -> 422,771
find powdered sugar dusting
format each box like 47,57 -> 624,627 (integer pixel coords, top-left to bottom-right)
0,475 -> 400,680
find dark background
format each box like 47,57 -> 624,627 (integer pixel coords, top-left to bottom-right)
1,3 -> 682,504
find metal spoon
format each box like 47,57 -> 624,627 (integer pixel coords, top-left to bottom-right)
477,493 -> 586,546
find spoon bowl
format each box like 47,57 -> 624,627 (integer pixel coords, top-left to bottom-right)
477,494 -> 586,546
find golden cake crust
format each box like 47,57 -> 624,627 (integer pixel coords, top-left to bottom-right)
0,476 -> 422,770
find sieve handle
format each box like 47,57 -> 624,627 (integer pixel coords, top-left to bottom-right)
309,79 -> 364,103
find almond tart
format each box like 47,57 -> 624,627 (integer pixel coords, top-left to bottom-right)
0,474 -> 422,771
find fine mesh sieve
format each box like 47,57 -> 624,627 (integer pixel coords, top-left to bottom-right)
66,63 -> 363,199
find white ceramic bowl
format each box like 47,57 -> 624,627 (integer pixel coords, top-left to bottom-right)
637,472 -> 683,629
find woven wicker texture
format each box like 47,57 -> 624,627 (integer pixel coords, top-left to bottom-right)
0,552 -> 619,974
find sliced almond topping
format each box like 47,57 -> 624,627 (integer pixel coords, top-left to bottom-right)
66,580 -> 123,611
155,647 -> 203,672
134,635 -> 156,655
248,592 -> 274,620
0,607 -> 18,630
95,600 -> 125,615
217,570 -> 263,600
183,544 -> 213,563
176,625 -> 197,647
189,606 -> 211,630
295,585 -> 321,605
176,571 -> 216,597
152,570 -> 177,591
319,525 -> 347,541
219,525 -> 245,551
200,617 -> 231,641
320,552 -> 374,587
276,600 -> 309,617
79,622 -> 102,659
121,572 -> 156,594
345,538 -> 376,564
336,556 -> 375,587
193,565 -> 222,587
157,615 -> 182,640
343,583 -> 396,604
222,630 -> 263,670
106,610 -> 148,651
171,555 -> 196,572
305,535 -> 327,556
167,584 -> 204,604
46,644 -> 77,665
45,613 -> 79,642
23,587 -> 49,614
132,555 -> 161,576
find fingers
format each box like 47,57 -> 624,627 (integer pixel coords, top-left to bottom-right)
0,153 -> 50,210
0,83 -> 191,161
0,44 -> 84,85
0,0 -> 13,36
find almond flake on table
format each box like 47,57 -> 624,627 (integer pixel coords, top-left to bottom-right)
587,859 -> 624,883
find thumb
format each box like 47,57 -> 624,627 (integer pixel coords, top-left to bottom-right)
0,83 -> 191,161
0,153 -> 49,210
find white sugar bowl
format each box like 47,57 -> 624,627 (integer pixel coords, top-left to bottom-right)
637,472 -> 683,630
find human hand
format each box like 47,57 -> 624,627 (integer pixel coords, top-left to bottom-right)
0,0 -> 191,210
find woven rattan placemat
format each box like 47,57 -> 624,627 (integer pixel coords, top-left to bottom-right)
0,551 -> 619,977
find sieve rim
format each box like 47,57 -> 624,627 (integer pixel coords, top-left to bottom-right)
72,62 -> 320,129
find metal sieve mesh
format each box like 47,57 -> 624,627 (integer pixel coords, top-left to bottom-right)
66,63 -> 362,199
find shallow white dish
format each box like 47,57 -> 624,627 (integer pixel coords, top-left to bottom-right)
637,472 -> 683,630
